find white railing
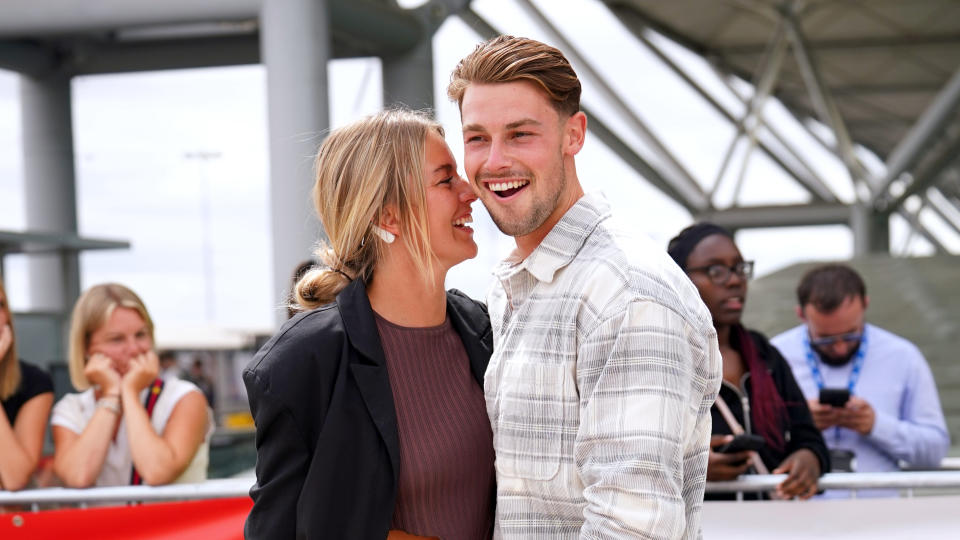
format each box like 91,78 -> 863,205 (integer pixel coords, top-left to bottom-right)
706,470 -> 960,498
2,471 -> 960,508
0,478 -> 252,508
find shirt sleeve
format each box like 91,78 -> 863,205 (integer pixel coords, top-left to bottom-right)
574,299 -> 720,539
867,349 -> 949,468
50,393 -> 86,434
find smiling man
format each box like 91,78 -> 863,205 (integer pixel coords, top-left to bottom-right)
447,36 -> 722,539
771,264 -> 949,496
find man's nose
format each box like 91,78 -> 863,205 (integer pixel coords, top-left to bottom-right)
484,139 -> 511,171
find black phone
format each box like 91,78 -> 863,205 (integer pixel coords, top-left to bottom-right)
716,433 -> 765,454
819,387 -> 851,407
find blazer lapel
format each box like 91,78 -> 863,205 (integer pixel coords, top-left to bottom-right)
446,291 -> 493,386
337,280 -> 400,480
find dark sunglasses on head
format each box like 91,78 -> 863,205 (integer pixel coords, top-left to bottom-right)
686,260 -> 754,285
809,332 -> 863,348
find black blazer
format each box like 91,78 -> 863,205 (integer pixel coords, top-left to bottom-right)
243,279 -> 493,540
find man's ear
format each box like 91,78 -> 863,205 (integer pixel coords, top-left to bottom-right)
795,305 -> 806,321
563,111 -> 587,156
862,295 -> 869,311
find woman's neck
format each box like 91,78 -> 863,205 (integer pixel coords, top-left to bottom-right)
716,323 -> 732,348
366,252 -> 447,327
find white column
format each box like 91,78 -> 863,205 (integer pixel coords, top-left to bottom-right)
260,0 -> 332,326
20,72 -> 80,312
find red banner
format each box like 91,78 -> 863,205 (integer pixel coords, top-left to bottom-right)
1,496 -> 252,540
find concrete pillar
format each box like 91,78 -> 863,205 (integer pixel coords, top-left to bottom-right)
260,0 -> 332,326
20,72 -> 80,312
851,203 -> 890,255
382,34 -> 434,112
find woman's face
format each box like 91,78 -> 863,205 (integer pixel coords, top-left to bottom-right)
685,234 -> 748,328
86,306 -> 152,376
422,130 -> 478,271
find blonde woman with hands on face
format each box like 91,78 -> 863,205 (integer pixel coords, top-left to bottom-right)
51,284 -> 213,487
0,280 -> 54,491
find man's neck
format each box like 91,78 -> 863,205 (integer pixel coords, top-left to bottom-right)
513,176 -> 584,260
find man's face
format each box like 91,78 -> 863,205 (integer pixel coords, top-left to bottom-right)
801,295 -> 867,364
460,81 -> 582,244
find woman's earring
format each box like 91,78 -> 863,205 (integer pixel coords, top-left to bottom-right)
371,225 -> 395,244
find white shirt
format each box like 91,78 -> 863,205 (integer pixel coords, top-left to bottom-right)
51,378 -> 214,487
485,193 -> 722,539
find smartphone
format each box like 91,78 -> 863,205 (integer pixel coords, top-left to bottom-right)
819,387 -> 851,407
716,433 -> 765,454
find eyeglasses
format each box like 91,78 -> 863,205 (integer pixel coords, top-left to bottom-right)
809,332 -> 862,348
686,261 -> 754,285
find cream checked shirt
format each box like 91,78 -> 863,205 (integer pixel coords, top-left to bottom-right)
485,193 -> 722,539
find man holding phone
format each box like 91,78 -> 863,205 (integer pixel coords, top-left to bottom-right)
772,264 -> 949,495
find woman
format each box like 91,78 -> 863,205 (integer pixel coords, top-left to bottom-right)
244,109 -> 494,539
668,223 -> 828,500
0,280 -> 54,491
51,283 -> 213,487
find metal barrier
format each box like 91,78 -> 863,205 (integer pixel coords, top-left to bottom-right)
0,478 -> 252,508
3,471 -> 960,508
706,470 -> 960,498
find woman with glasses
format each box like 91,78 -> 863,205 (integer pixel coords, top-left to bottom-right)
668,223 -> 828,499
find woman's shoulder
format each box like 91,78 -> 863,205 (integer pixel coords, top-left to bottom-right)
244,303 -> 348,385
445,289 -> 489,324
15,360 -> 54,395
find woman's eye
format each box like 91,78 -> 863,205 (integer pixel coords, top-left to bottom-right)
439,176 -> 453,185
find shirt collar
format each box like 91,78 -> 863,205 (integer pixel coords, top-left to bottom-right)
494,192 -> 610,284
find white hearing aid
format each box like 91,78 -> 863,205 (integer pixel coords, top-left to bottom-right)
371,225 -> 396,244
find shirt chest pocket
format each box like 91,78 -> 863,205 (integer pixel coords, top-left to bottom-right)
492,361 -> 567,481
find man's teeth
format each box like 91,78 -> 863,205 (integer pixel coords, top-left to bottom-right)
453,216 -> 473,226
488,180 -> 529,192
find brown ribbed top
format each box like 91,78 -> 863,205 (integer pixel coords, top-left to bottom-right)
375,312 -> 495,540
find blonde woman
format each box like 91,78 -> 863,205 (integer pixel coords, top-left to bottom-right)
244,109 -> 494,540
51,284 -> 213,487
0,280 -> 54,491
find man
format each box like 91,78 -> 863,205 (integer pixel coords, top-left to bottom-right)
771,264 -> 949,495
448,35 -> 722,538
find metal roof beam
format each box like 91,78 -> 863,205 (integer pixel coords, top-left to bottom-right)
872,66 -> 960,209
718,33 -> 960,54
896,207 -> 949,255
782,5 -> 872,194
880,136 -> 960,216
0,40 -> 59,76
696,202 -> 852,230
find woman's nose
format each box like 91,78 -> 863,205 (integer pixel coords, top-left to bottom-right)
456,175 -> 478,203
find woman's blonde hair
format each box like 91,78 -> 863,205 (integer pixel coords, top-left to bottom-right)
0,279 -> 21,401
294,109 -> 443,311
67,283 -> 155,391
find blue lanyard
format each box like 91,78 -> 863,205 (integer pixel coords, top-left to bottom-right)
803,326 -> 868,393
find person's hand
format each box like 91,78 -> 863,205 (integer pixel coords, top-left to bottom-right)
0,324 -> 12,359
772,448 -> 821,499
84,353 -> 122,396
121,351 -> 159,394
807,399 -> 841,430
837,396 -> 875,435
707,435 -> 751,481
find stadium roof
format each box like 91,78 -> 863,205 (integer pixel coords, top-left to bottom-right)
604,0 -> 960,219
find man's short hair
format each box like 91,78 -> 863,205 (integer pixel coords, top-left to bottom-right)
797,264 -> 867,313
447,35 -> 581,117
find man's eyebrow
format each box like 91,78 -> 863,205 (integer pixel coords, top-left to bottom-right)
505,118 -> 541,129
462,118 -> 542,133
